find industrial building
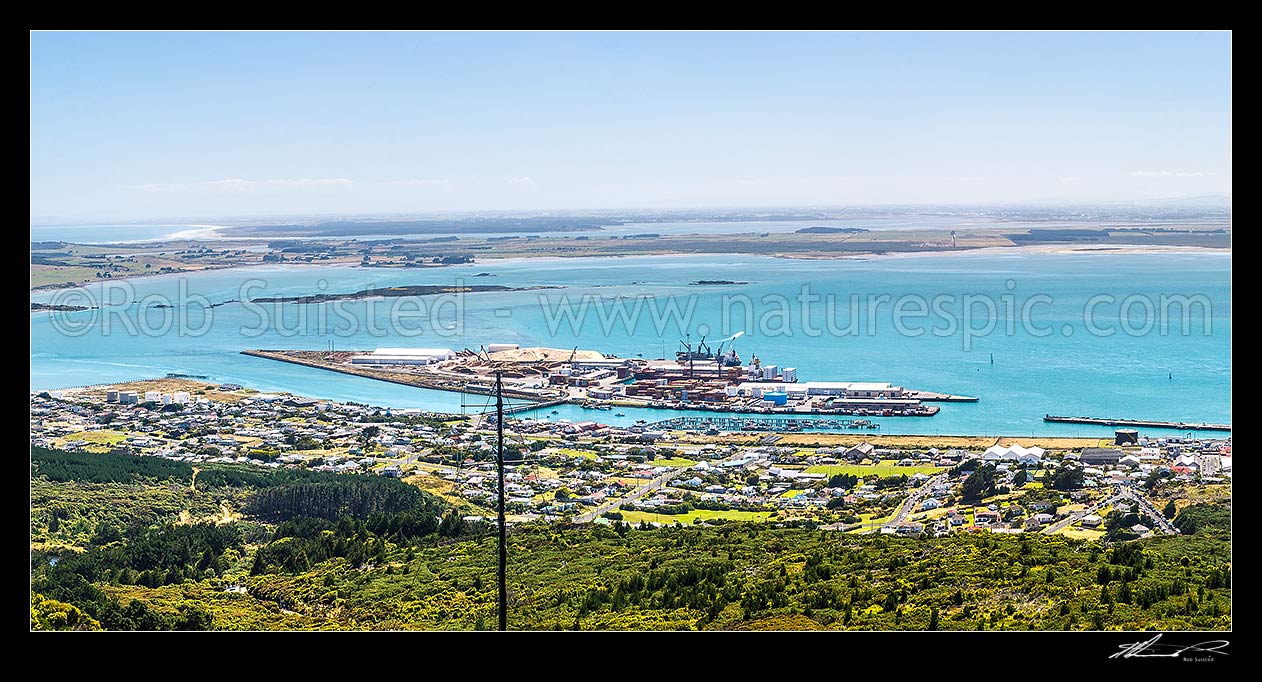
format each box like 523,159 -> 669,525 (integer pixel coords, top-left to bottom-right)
733,381 -> 905,399
349,347 -> 457,365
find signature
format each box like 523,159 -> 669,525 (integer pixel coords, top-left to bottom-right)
1110,634 -> 1230,659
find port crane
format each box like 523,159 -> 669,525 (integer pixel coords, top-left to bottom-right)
676,332 -> 712,361
676,333 -> 713,377
713,331 -> 745,376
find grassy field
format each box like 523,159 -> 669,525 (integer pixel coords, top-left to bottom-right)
651,457 -> 698,468
1058,527 -> 1106,541
805,464 -> 945,478
554,448 -> 598,460
617,508 -> 775,524
844,512 -> 894,532
1149,483 -> 1232,519
57,430 -> 128,448
31,265 -> 103,288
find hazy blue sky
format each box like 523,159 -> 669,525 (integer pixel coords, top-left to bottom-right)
30,31 -> 1231,221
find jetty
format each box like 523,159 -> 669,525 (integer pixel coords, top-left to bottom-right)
1044,414 -> 1231,432
906,390 -> 977,402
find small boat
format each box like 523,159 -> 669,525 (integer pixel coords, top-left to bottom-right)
614,412 -> 626,417
550,409 -> 559,414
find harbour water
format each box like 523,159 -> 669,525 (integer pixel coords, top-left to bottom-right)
30,251 -> 1230,437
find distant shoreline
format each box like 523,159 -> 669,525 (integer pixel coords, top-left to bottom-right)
31,232 -> 1230,292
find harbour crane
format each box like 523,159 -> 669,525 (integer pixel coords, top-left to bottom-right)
713,331 -> 745,377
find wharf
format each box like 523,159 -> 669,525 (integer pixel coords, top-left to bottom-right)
240,349 -> 554,403
906,390 -> 978,402
1043,414 -> 1231,432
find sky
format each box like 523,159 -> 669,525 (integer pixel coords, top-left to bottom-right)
30,31 -> 1231,222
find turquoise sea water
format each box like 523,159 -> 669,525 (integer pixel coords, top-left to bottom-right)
30,252 -> 1230,437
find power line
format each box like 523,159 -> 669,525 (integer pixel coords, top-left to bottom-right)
495,371 -> 508,632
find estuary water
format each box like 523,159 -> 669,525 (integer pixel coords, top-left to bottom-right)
30,251 -> 1230,437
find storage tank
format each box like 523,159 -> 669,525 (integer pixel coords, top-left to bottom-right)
1114,429 -> 1139,446
764,391 -> 789,406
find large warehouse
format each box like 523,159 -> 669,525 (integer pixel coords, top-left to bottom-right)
733,381 -> 905,399
349,348 -> 456,365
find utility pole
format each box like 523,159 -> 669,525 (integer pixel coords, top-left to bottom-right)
496,371 -> 507,631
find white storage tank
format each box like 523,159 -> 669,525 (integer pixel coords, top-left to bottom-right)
144,391 -> 162,403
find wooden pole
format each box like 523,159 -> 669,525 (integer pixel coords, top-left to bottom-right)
496,371 -> 507,631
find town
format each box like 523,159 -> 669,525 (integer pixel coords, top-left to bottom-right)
31,378 -> 1230,541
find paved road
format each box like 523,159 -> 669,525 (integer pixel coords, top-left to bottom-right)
1043,488 -> 1124,534
574,467 -> 688,523
865,473 -> 948,533
1042,486 -> 1179,536
1118,487 -> 1181,534
574,451 -> 754,523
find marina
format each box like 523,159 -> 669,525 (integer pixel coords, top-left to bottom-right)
646,415 -> 881,432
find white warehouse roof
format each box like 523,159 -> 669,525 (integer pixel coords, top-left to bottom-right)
371,348 -> 455,356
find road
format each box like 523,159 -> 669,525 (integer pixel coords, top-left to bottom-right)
1117,487 -> 1181,535
1042,485 -> 1179,536
574,467 -> 688,523
574,451 -> 753,523
865,473 -> 948,532
1043,488 -> 1124,534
